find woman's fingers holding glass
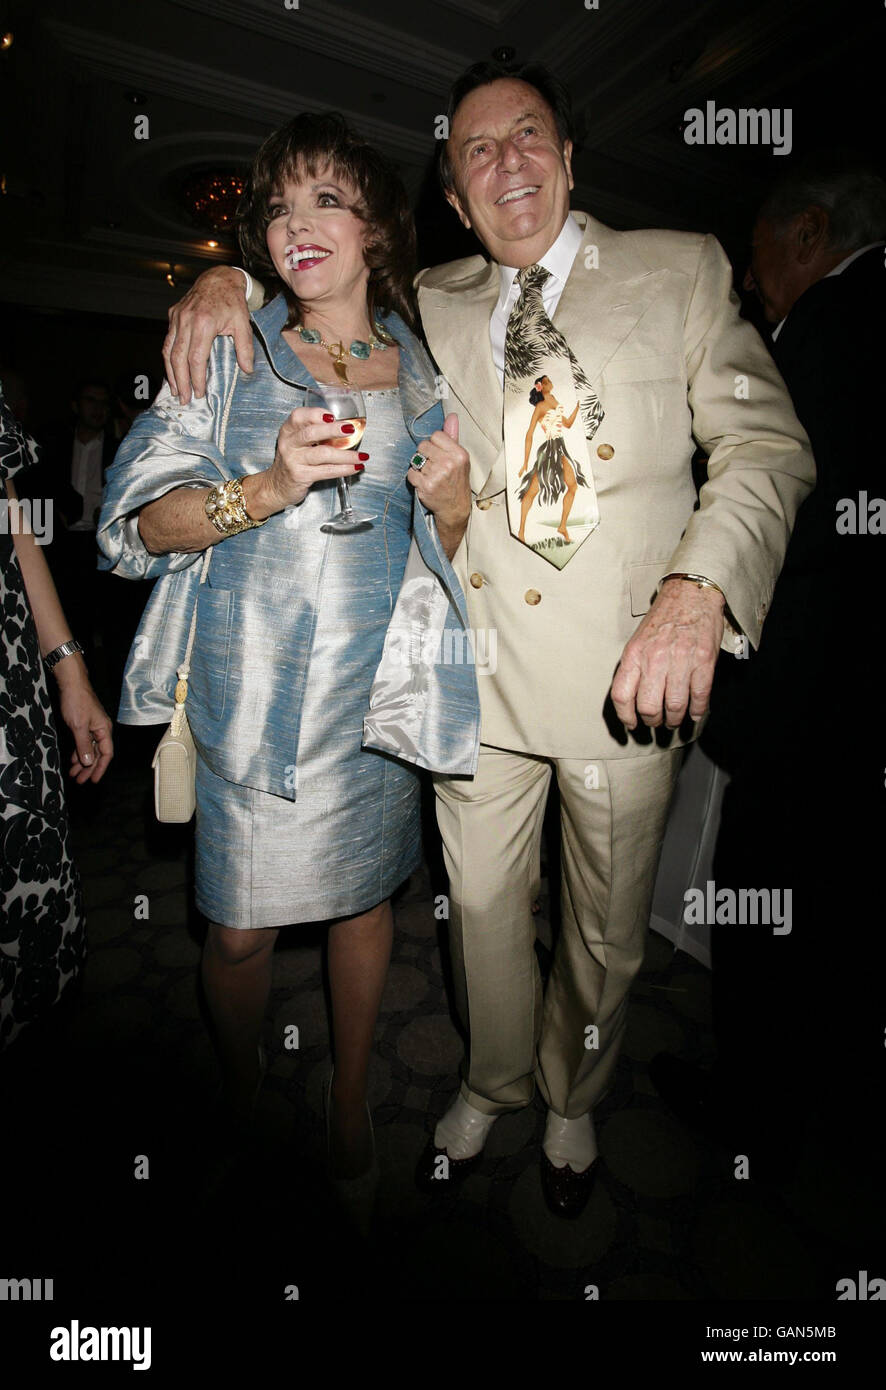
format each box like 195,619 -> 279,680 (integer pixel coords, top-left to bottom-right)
265,408 -> 369,507
276,438 -> 366,471
281,406 -> 359,446
264,444 -> 366,506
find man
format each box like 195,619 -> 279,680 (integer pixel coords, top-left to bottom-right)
652,154 -> 886,1181
162,61 -> 814,1217
45,379 -> 115,530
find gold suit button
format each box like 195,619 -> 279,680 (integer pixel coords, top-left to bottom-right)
524,589 -> 541,606
470,572 -> 484,589
596,442 -> 614,460
476,497 -> 492,510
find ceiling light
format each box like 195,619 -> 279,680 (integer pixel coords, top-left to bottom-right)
180,169 -> 245,234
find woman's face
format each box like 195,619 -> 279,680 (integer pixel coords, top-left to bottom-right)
539,376 -> 552,393
265,164 -> 370,313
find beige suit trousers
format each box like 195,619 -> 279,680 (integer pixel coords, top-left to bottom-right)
433,744 -> 683,1118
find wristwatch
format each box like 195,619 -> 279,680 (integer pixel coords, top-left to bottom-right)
44,639 -> 84,671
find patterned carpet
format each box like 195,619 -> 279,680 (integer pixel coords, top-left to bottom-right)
3,726 -> 884,1311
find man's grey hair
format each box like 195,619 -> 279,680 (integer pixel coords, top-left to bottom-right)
759,150 -> 886,252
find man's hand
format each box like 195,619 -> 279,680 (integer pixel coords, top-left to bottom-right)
610,578 -> 725,730
406,414 -> 471,559
163,266 -> 254,404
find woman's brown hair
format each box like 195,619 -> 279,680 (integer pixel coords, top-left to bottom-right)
237,112 -> 417,332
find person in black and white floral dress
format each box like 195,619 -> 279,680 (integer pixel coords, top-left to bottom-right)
0,385 -> 113,1051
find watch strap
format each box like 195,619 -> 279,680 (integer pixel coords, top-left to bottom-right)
44,639 -> 84,671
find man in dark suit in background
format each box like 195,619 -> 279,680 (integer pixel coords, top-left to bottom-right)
653,154 -> 886,1189
746,153 -> 884,605
44,379 -> 116,528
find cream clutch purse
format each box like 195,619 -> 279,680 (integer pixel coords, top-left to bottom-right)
151,549 -> 211,823
151,692 -> 197,823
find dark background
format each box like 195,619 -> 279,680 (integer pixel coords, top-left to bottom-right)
1,0 -> 882,435
1,0 -> 884,1358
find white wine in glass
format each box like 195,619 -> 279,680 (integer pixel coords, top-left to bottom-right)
306,385 -> 376,532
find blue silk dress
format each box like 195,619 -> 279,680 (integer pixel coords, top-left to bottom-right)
195,386 -> 420,928
98,296 -> 477,929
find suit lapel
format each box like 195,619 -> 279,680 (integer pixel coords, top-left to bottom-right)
553,212 -> 670,385
418,260 -> 503,492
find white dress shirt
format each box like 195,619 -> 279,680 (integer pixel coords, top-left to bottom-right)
489,212 -> 583,386
770,240 -> 885,342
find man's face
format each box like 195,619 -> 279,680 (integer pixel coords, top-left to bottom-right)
445,78 -> 574,268
74,385 -> 110,431
743,216 -> 808,324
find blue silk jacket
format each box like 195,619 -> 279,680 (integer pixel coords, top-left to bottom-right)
97,294 -> 480,797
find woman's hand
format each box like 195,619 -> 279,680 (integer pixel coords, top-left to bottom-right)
54,658 -> 115,783
406,414 -> 471,560
254,407 -> 369,513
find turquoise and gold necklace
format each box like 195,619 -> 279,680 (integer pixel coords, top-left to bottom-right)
296,322 -> 394,383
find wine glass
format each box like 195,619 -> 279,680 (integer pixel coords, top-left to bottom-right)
305,384 -> 376,532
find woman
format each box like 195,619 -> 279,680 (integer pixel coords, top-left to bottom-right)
517,374 -> 587,544
1,387 -> 113,1052
98,114 -> 466,1205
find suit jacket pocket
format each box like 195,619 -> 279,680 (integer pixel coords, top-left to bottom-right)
629,561 -> 671,616
189,586 -> 234,721
602,354 -> 683,384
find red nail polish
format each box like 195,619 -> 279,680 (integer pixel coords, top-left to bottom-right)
357,452 -> 369,461
341,423 -> 355,434
353,463 -> 365,472
322,412 -> 335,423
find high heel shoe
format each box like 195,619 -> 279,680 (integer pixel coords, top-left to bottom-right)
324,1068 -> 379,1240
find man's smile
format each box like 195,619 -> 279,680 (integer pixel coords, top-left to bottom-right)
495,186 -> 540,205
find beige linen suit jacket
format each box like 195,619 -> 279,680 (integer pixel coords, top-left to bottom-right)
416,211 -> 815,761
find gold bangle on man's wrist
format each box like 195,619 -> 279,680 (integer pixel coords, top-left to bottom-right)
659,572 -> 725,600
204,477 -> 268,538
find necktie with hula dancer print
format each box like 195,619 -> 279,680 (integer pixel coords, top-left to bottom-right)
503,263 -> 604,569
